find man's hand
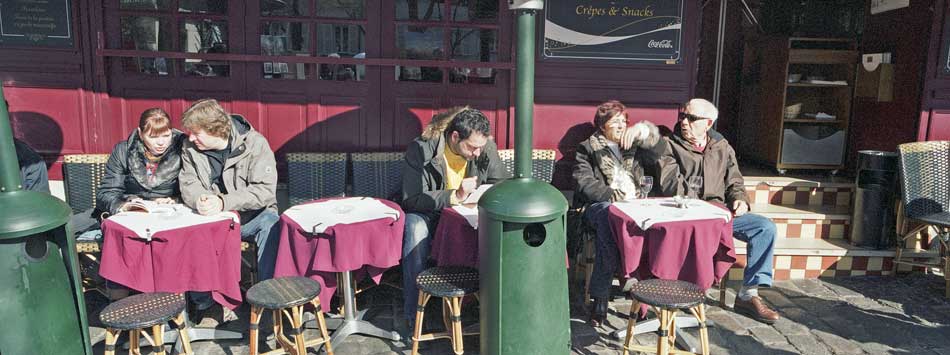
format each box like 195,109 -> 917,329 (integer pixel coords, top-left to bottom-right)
455,177 -> 478,202
620,122 -> 647,150
731,200 -> 749,217
197,194 -> 224,215
153,197 -> 176,204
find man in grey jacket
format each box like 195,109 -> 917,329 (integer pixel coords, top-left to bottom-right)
179,99 -> 280,315
400,107 -> 509,326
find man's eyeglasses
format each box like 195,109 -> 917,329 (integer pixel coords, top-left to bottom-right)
679,112 -> 709,123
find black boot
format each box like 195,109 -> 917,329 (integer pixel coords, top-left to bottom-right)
589,297 -> 608,327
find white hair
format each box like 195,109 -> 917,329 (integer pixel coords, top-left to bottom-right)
683,98 -> 719,121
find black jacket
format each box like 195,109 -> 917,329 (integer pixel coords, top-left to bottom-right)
97,129 -> 186,216
656,126 -> 749,206
572,130 -> 661,207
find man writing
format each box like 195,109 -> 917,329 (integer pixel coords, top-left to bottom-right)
657,98 -> 780,324
400,107 -> 509,329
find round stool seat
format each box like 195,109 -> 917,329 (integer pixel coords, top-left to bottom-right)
416,266 -> 479,298
629,279 -> 704,309
247,276 -> 321,309
100,292 -> 185,331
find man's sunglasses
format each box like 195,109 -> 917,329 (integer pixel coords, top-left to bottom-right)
679,112 -> 709,122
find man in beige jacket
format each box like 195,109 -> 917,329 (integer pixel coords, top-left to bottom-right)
179,99 -> 279,315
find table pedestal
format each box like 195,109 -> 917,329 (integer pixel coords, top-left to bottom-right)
305,270 -> 401,349
612,316 -> 716,354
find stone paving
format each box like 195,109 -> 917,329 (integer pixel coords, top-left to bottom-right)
86,273 -> 950,354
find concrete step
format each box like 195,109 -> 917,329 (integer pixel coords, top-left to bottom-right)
744,177 -> 854,208
730,238 -> 896,281
750,203 -> 851,240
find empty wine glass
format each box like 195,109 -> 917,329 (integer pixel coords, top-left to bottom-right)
687,176 -> 703,200
639,176 -> 653,199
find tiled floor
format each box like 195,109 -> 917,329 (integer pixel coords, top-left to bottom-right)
85,272 -> 950,354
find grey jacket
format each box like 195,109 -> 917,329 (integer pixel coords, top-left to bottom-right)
401,126 -> 509,218
97,129 -> 185,216
179,115 -> 278,219
656,126 -> 749,206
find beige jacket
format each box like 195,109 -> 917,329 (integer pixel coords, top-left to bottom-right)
179,115 -> 278,216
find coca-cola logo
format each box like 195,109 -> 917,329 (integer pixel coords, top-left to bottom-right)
648,40 -> 673,49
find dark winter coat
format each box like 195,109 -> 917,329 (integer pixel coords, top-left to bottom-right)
656,126 -> 749,206
97,129 -> 186,216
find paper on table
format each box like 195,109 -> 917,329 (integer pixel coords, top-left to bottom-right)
612,198 -> 732,230
283,197 -> 401,234
462,184 -> 493,204
451,204 -> 479,229
109,207 -> 237,241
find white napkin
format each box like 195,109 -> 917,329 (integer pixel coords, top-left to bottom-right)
283,197 -> 401,234
108,205 -> 238,241
451,204 -> 479,229
612,198 -> 732,230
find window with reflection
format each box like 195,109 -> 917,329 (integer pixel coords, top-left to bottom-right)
180,19 -> 229,77
316,0 -> 365,19
262,21 -> 310,79
396,0 -> 444,21
451,0 -> 497,22
120,0 -> 170,11
120,16 -> 173,75
261,0 -> 307,17
395,25 -> 443,82
178,0 -> 228,14
316,24 -> 366,81
450,28 -> 496,84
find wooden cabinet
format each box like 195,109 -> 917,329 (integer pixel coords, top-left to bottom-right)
739,37 -> 857,173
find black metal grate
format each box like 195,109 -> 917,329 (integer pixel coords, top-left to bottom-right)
351,152 -> 404,200
286,152 -> 347,206
897,141 -> 950,220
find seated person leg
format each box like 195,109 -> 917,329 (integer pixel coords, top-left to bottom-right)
731,213 -> 780,323
401,212 -> 435,324
242,209 -> 281,281
584,201 -> 618,324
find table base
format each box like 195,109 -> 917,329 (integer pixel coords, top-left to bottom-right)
612,316 -> 716,354
304,270 -> 401,350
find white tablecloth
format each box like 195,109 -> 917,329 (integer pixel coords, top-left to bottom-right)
108,204 -> 238,240
451,205 -> 479,229
283,197 -> 401,234
612,198 -> 732,230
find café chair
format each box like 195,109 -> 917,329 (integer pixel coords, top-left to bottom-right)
99,292 -> 193,355
622,279 -> 709,355
412,266 -> 480,355
286,152 -> 348,206
247,276 -> 333,355
63,153 -> 110,294
351,151 -> 404,200
892,141 -> 950,298
497,149 -> 556,183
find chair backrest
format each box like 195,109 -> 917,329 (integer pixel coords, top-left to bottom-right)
62,154 -> 111,214
286,152 -> 348,206
351,152 -> 404,201
897,141 -> 950,219
497,149 -> 557,183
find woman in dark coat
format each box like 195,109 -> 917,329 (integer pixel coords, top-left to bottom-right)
97,108 -> 185,216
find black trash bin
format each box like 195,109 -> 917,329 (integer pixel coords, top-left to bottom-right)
850,150 -> 899,249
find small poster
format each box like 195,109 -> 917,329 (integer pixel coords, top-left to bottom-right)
543,0 -> 683,63
0,0 -> 73,48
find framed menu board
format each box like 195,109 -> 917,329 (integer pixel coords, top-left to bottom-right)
542,0 -> 683,63
0,0 -> 73,48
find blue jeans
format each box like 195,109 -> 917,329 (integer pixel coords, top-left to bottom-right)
191,209 -> 281,310
585,202 -> 617,299
732,213 -> 776,287
402,213 -> 436,321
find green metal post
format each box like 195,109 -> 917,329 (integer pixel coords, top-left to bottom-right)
514,9 -> 536,179
0,89 -> 21,193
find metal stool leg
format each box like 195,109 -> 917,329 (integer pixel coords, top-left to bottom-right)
104,328 -> 120,355
621,300 -> 639,355
249,306 -> 263,355
411,291 -> 431,355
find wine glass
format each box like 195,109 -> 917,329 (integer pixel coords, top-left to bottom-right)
687,176 -> 703,200
639,176 -> 653,199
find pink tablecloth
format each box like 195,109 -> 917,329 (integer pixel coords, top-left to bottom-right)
431,207 -> 479,268
607,204 -> 736,291
273,198 -> 405,308
100,218 -> 243,309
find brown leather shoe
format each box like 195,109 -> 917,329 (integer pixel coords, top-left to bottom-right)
734,296 -> 780,324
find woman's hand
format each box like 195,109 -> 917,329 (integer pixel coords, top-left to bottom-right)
153,197 -> 176,204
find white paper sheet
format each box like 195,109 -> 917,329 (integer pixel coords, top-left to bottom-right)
108,206 -> 238,241
283,197 -> 401,234
451,204 -> 479,229
612,198 -> 732,230
462,184 -> 493,204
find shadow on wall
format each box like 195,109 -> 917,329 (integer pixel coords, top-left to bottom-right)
10,111 -> 64,168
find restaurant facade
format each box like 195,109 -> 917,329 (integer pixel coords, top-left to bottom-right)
1,0 -> 950,188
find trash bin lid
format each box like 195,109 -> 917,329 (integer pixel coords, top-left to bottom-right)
857,150 -> 898,172
0,190 -> 71,239
479,177 -> 568,223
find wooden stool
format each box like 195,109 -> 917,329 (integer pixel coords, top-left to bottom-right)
99,292 -> 192,355
247,276 -> 333,355
412,266 -> 480,355
622,279 -> 709,355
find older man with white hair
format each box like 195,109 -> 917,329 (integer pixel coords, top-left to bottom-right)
657,98 -> 780,324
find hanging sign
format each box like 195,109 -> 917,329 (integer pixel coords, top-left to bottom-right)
542,0 -> 683,63
0,0 -> 73,48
